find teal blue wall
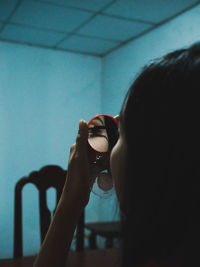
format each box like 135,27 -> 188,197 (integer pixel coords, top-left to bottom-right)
0,41 -> 102,258
102,4 -> 200,116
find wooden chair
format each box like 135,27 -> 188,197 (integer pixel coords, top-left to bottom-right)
14,165 -> 84,258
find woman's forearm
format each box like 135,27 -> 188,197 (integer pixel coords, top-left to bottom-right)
34,120 -> 91,267
33,197 -> 82,267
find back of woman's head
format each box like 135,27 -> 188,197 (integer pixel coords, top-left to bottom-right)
121,42 -> 200,266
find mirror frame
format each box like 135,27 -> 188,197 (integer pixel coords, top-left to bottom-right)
87,114 -> 119,155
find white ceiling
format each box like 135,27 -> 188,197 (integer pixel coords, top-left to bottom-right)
0,0 -> 199,57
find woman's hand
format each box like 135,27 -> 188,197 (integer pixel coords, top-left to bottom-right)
61,120 -> 95,210
34,119 -> 99,267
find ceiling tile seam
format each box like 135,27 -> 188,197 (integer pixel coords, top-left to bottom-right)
3,12 -> 135,42
5,21 -> 70,35
52,14 -> 98,48
34,0 -> 97,14
53,0 -> 117,48
0,0 -> 22,33
102,25 -> 156,57
0,37 -> 101,57
2,0 -> 155,46
102,1 -> 200,57
0,22 -> 6,34
73,33 -> 122,43
1,1 -> 198,58
5,15 -> 153,43
34,0 -> 155,25
100,13 -> 156,25
153,1 -> 200,27
5,19 -> 147,40
75,33 -> 121,43
3,21 -> 122,43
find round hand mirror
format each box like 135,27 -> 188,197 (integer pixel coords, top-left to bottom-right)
87,114 -> 119,198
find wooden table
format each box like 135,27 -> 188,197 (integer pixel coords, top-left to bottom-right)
0,248 -> 122,267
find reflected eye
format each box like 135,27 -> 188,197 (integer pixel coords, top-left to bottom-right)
88,126 -> 107,137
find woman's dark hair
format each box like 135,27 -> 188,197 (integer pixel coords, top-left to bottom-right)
104,116 -> 119,150
121,42 -> 200,266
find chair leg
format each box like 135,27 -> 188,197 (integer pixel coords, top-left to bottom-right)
89,232 -> 97,249
105,237 -> 113,248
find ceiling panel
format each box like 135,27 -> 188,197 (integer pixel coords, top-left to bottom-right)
0,24 -> 65,46
0,0 -> 199,56
104,0 -> 200,23
37,0 -> 115,12
10,1 -> 93,32
77,14 -> 153,41
58,34 -> 120,55
0,0 -> 18,21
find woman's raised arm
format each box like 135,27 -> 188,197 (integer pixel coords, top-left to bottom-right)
33,120 -> 92,267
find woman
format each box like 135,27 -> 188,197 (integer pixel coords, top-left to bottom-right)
34,42 -> 200,267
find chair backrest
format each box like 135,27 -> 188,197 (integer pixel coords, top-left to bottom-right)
14,165 -> 84,258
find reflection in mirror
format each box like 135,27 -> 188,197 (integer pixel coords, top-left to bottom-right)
88,115 -> 118,198
88,115 -> 118,153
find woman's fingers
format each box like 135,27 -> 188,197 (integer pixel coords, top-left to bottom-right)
68,120 -> 88,163
76,120 -> 88,151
